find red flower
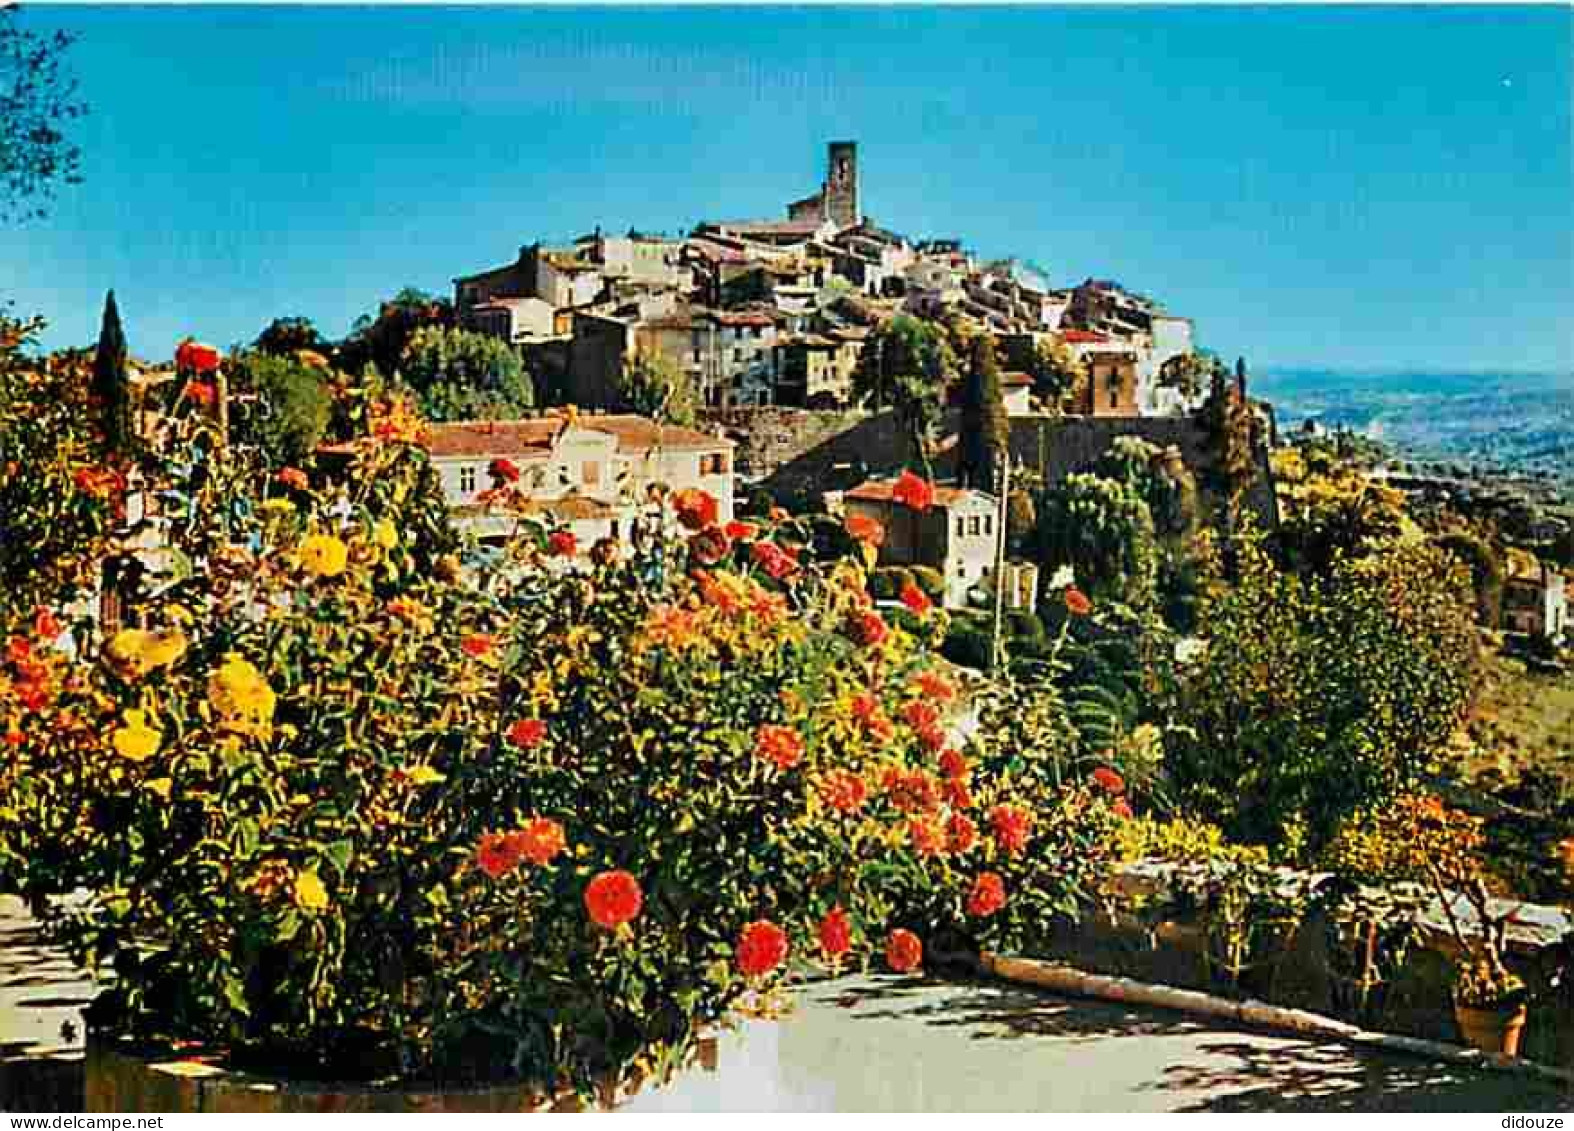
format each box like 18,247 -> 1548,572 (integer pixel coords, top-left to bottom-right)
937,748 -> 968,780
916,723 -> 947,754
891,471 -> 935,512
844,513 -> 885,547
509,817 -> 567,867
176,339 -> 222,374
908,816 -> 946,857
276,467 -> 309,491
818,906 -> 852,961
913,671 -> 956,703
1090,767 -> 1126,796
548,530 -> 577,558
966,872 -> 1007,918
751,540 -> 798,581
585,870 -> 643,929
476,832 -> 523,879
461,633 -> 495,658
32,608 -> 61,641
507,717 -> 546,749
819,769 -> 869,814
904,701 -> 940,731
183,380 -> 216,407
989,804 -> 1032,857
724,520 -> 759,541
900,583 -> 933,618
945,813 -> 978,855
3,730 -> 23,748
754,724 -> 805,771
851,610 -> 889,649
736,919 -> 789,979
1064,587 -> 1092,617
941,777 -> 973,811
673,488 -> 719,531
885,768 -> 941,814
688,525 -> 731,566
885,928 -> 923,973
1112,798 -> 1134,820
6,636 -> 31,664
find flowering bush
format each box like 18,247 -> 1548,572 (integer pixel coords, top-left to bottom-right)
0,378 -> 1125,1095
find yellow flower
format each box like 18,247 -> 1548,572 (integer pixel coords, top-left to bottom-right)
208,655 -> 277,733
293,869 -> 329,912
297,533 -> 349,578
107,628 -> 187,676
371,519 -> 398,550
111,709 -> 162,761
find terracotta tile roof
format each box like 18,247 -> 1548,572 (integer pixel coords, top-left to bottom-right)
845,479 -> 985,509
582,414 -> 733,453
423,419 -> 564,458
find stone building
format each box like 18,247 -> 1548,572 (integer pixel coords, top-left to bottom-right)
844,479 -> 999,609
786,140 -> 861,230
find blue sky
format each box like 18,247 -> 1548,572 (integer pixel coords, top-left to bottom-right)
2,4 -> 1570,373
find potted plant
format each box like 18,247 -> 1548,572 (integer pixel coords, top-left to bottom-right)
1441,880 -> 1527,1057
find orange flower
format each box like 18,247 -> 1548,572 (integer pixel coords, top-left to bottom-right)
942,777 -> 974,811
507,717 -> 546,749
819,769 -> 869,814
818,905 -> 852,961
673,488 -> 719,531
913,671 -> 956,703
900,583 -> 933,618
1090,767 -> 1126,796
904,701 -> 940,731
476,832 -> 523,879
989,804 -> 1032,856
509,817 -> 567,867
461,633 -> 495,658
768,506 -> 790,523
844,513 -> 885,547
966,872 -> 1007,918
916,724 -> 947,754
548,530 -> 577,558
182,380 -> 215,407
885,768 -> 941,814
1112,798 -> 1134,820
1064,587 -> 1092,616
891,471 -> 935,512
885,928 -> 923,973
585,870 -> 643,929
908,816 -> 946,858
751,540 -> 798,581
736,919 -> 789,979
851,610 -> 889,649
937,748 -> 968,780
276,467 -> 309,491
724,520 -> 759,541
32,607 -> 61,641
945,812 -> 978,854
755,724 -> 805,771
1556,837 -> 1574,879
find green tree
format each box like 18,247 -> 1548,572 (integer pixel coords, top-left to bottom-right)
852,315 -> 957,478
227,351 -> 333,467
1,6 -> 87,222
958,334 -> 1009,490
338,288 -> 454,380
1166,537 -> 1479,854
618,353 -> 696,426
91,289 -> 132,456
1435,530 -> 1504,628
1157,351 -> 1213,403
1029,335 -> 1086,414
254,316 -> 324,357
398,325 -> 532,423
1032,472 -> 1159,609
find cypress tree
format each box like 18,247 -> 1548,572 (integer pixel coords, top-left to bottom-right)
958,334 -> 1009,490
93,289 -> 132,454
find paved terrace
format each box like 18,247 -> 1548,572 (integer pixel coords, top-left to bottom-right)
1,897 -> 1568,1113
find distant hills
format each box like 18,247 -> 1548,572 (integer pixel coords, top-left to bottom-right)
1255,368 -> 1574,485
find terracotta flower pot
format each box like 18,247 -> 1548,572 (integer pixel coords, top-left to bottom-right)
1453,999 -> 1528,1057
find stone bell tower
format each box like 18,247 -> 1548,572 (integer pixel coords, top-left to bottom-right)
824,141 -> 860,229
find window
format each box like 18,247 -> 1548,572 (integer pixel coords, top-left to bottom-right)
955,516 -> 965,538
583,461 -> 600,487
700,453 -> 729,476
1109,370 -> 1120,408
984,515 -> 994,536
968,516 -> 982,536
459,465 -> 477,494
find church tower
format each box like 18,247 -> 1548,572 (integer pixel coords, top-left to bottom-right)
824,141 -> 860,229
